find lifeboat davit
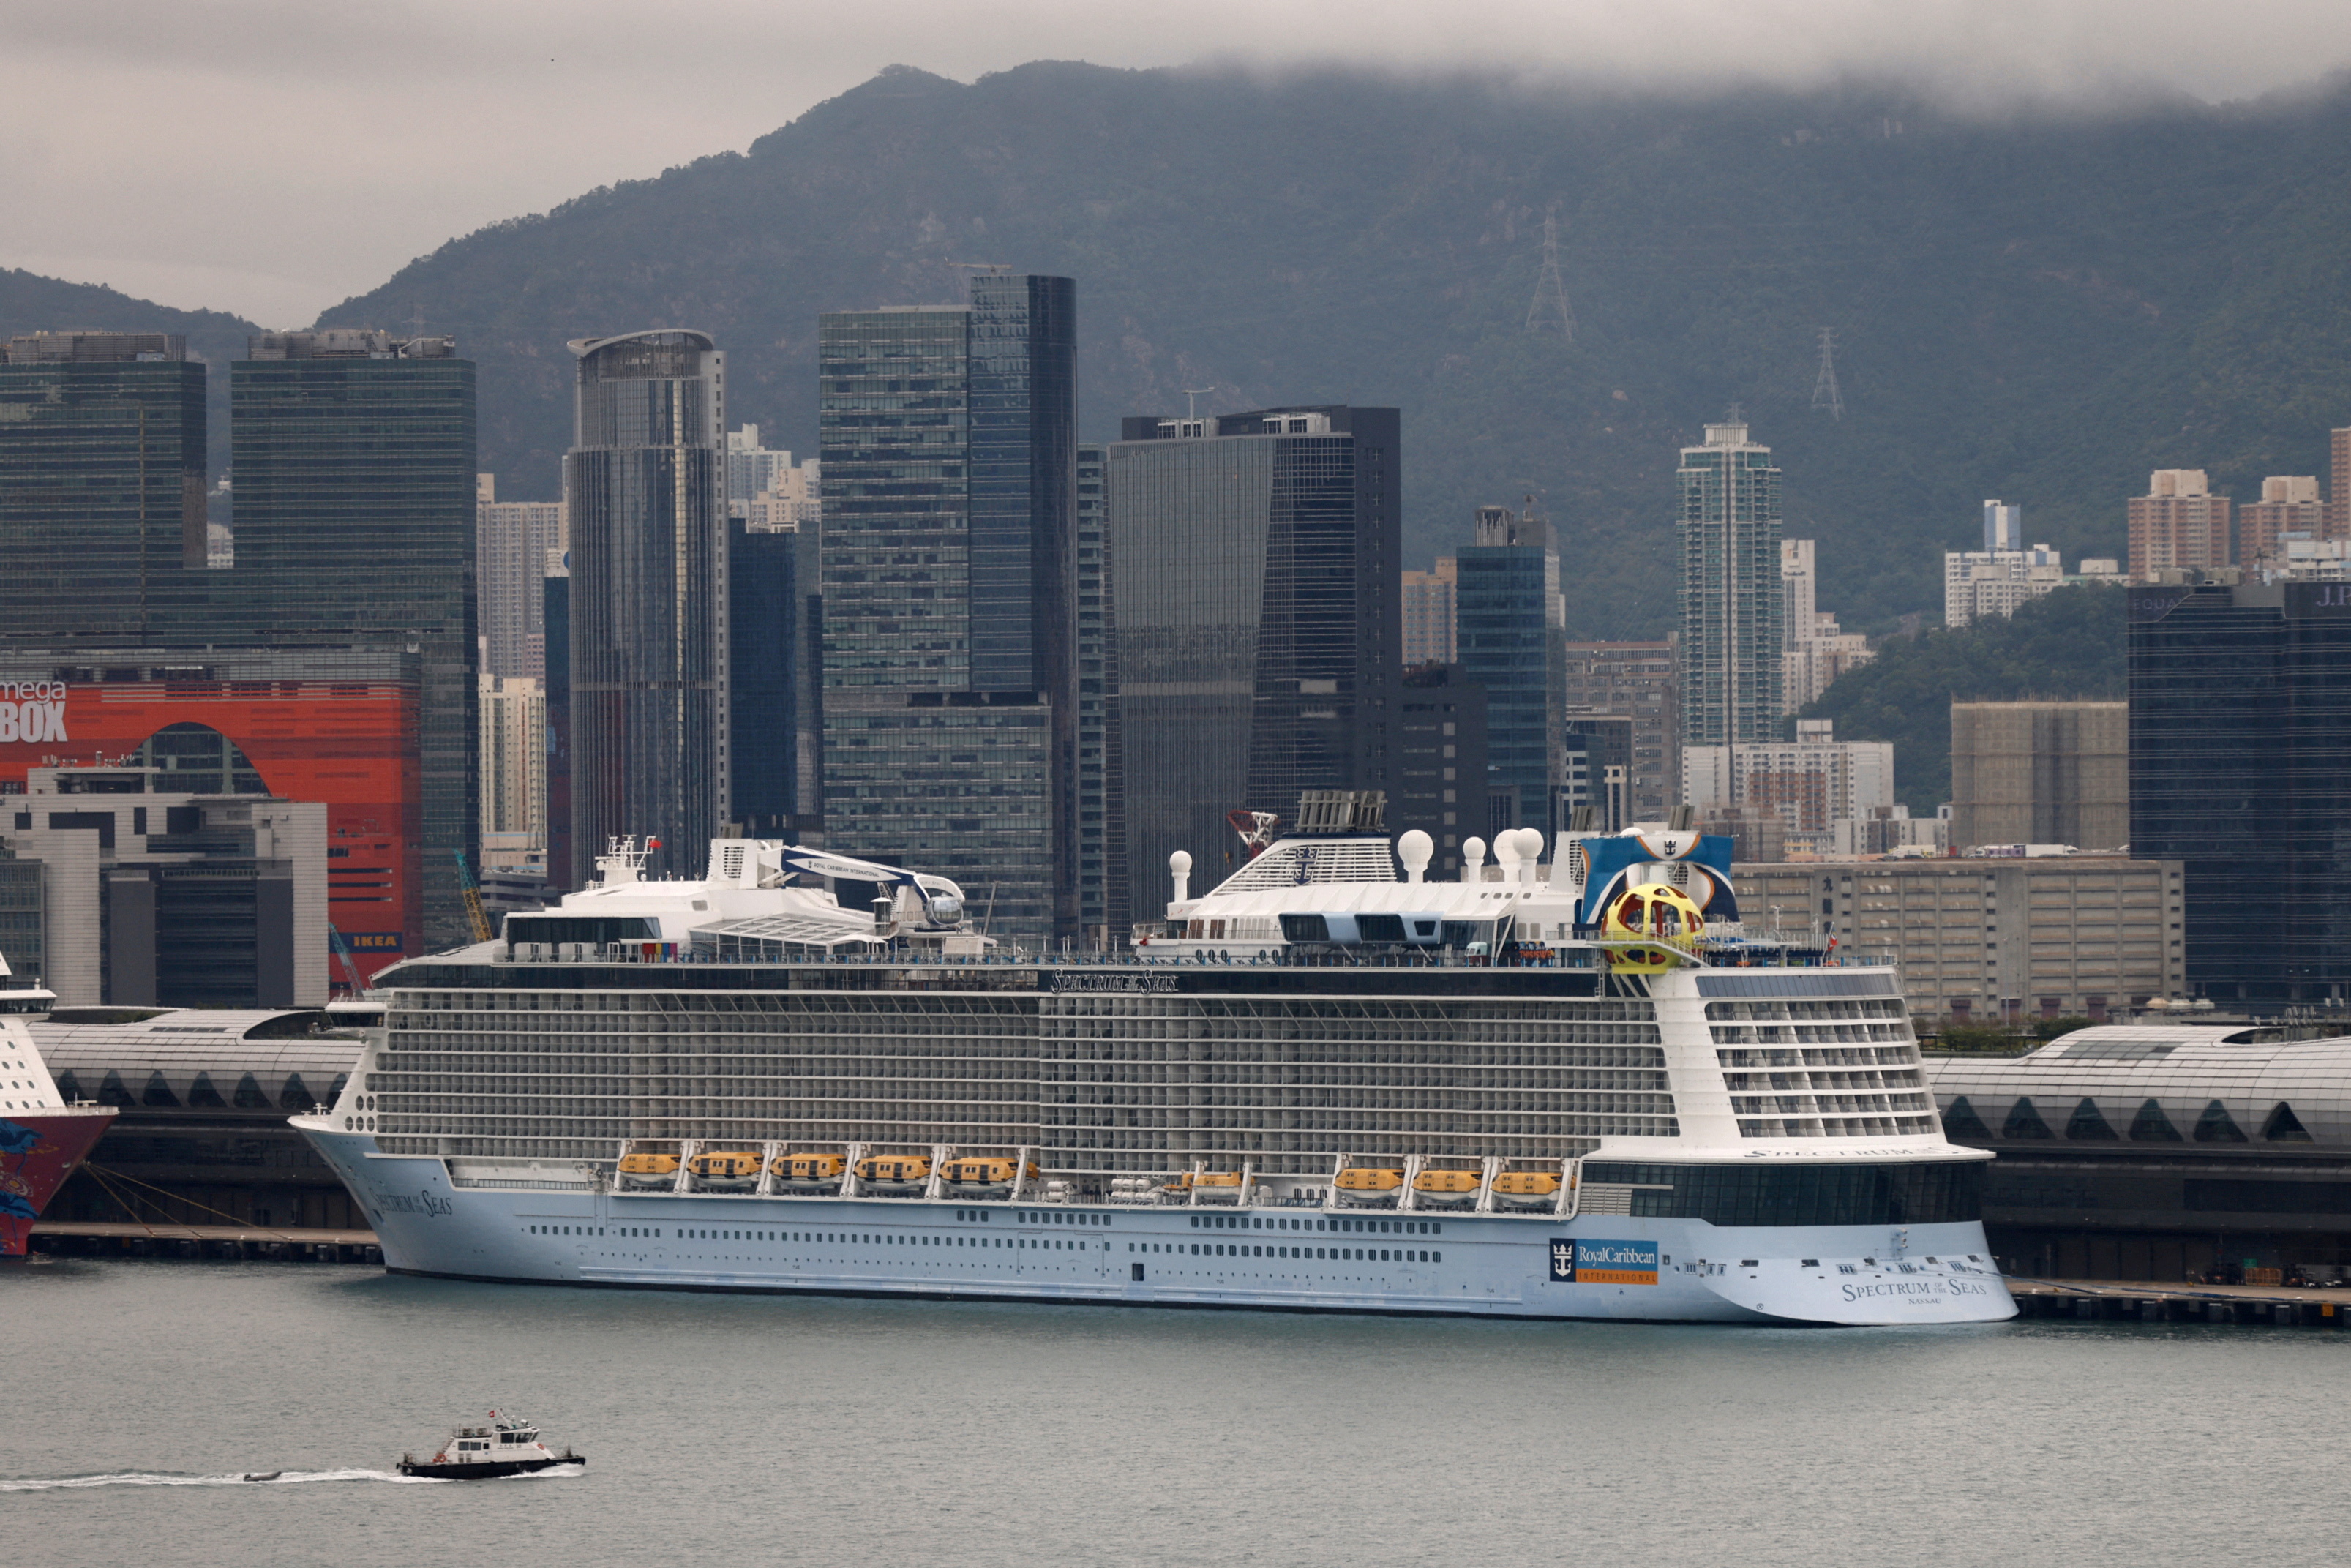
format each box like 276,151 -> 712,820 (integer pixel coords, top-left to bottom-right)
617,1152 -> 680,1190
1491,1171 -> 1563,1209
687,1149 -> 764,1190
774,1151 -> 846,1193
855,1153 -> 932,1195
940,1157 -> 1038,1198
1411,1169 -> 1482,1207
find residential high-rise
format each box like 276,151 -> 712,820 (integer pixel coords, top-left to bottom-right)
2331,427 -> 2351,541
233,329 -> 476,946
1682,718 -> 1893,857
1103,404 -> 1400,916
563,330 -> 728,884
1950,700 -> 2127,852
2131,581 -> 2351,1010
1983,498 -> 2022,552
2238,476 -> 2323,569
0,331 -> 208,642
819,276 -> 1076,948
1402,557 -> 1458,666
1944,542 -> 2064,628
476,473 -> 566,680
1782,539 -> 1873,708
1560,640 -> 1679,822
478,673 -> 547,872
1676,419 -> 1784,751
2127,470 -> 2231,580
1455,502 -> 1562,836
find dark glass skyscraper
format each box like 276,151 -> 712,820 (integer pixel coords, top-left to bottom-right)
819,276 -> 1076,948
2130,580 -> 2351,1010
563,330 -> 728,883
730,520 -> 796,839
0,332 -> 208,642
232,329 -> 477,946
1455,502 -> 1563,836
1103,405 -> 1400,914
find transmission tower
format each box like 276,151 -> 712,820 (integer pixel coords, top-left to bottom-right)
1525,212 -> 1576,342
1810,327 -> 1845,420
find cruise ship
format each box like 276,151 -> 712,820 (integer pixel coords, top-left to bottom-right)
296,798 -> 2014,1325
1,959 -> 116,1256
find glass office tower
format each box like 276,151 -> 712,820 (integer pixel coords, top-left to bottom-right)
0,332 -> 208,642
1103,405 -> 1401,918
2131,582 -> 2351,1010
730,519 -> 796,838
232,330 -> 477,947
818,276 -> 1076,948
1676,419 -> 1785,752
1073,442 -> 1125,944
563,330 -> 727,884
1455,502 -> 1564,836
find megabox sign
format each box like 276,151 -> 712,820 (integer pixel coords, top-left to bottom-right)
0,683 -> 69,744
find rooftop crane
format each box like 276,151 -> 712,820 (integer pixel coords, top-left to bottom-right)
455,849 -> 492,944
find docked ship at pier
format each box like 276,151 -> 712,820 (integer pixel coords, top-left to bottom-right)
0,959 -> 116,1256
296,795 -> 2014,1325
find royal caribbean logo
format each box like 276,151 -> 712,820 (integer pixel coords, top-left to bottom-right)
1551,1237 -> 1660,1286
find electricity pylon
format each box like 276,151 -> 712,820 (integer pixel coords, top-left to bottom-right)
1526,213 -> 1576,342
1811,328 -> 1845,420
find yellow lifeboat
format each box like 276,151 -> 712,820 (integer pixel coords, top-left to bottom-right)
1491,1171 -> 1564,1209
617,1152 -> 680,1190
1335,1166 -> 1405,1202
855,1153 -> 933,1194
941,1157 -> 1039,1196
1600,884 -> 1705,973
1412,1169 -> 1483,1205
774,1151 -> 847,1191
686,1149 -> 764,1190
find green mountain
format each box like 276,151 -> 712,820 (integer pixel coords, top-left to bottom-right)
19,63 -> 2351,640
1799,585 -> 2128,812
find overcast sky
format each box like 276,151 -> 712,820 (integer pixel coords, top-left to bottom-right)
5,1 -> 2345,327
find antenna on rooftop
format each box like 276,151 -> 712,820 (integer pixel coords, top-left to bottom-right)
1182,388 -> 1215,420
1811,327 -> 1845,420
404,303 -> 430,339
1525,211 -> 1576,342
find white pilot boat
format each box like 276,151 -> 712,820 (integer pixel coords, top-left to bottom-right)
397,1413 -> 582,1479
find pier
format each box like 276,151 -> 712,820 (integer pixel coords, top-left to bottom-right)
26,1220 -> 381,1264
2008,1277 -> 2351,1325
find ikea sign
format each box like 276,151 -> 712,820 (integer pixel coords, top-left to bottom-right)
1551,1237 -> 1659,1286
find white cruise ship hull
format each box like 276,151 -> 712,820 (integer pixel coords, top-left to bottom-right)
300,1123 -> 2014,1327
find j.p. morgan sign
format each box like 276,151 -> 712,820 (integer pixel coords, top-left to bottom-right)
0,682 -> 68,744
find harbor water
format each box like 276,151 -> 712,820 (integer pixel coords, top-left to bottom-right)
6,1258 -> 2346,1567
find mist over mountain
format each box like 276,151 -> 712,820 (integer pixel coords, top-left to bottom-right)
14,61 -> 2351,637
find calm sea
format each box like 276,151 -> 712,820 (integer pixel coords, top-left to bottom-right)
4,1258 -> 2345,1567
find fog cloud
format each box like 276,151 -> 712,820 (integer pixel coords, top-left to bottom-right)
4,0 -> 2343,324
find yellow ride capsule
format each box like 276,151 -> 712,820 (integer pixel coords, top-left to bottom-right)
1600,883 -> 1706,973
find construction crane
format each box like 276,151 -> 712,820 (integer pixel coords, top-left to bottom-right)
454,849 -> 492,944
326,923 -> 368,996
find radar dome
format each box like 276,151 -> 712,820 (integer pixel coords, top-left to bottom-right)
1396,830 -> 1433,882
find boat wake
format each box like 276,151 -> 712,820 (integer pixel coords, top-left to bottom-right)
1,1467 -> 446,1491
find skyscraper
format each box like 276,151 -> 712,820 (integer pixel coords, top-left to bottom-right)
1103,404 -> 1400,909
1455,502 -> 1562,835
563,330 -> 728,883
1402,557 -> 1458,666
729,518 -> 797,839
0,331 -> 208,642
2131,581 -> 2351,1010
233,329 -> 477,945
476,473 -> 566,680
1676,419 -> 1785,755
818,275 -> 1076,947
1073,441 -> 1125,945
